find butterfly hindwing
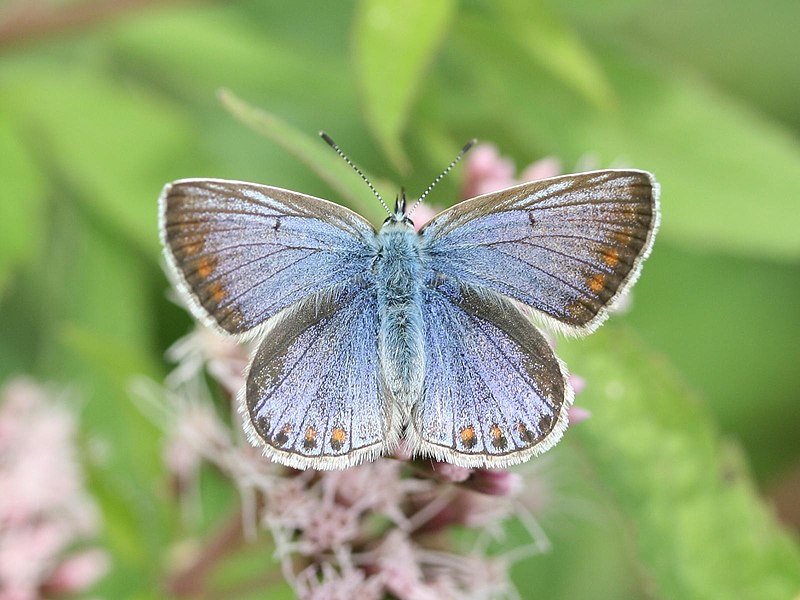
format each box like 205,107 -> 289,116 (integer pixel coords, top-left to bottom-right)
242,282 -> 396,470
420,170 -> 659,334
407,279 -> 572,468
160,179 -> 376,335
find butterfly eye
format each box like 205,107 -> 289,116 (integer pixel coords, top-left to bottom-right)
381,214 -> 416,228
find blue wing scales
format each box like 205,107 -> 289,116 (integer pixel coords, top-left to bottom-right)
420,170 -> 659,334
242,282 -> 396,470
160,178 -> 376,335
408,280 -> 572,468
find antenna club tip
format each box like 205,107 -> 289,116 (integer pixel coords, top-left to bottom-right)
320,131 -> 336,147
462,138 -> 478,153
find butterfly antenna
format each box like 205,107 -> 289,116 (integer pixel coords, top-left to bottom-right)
320,132 -> 392,217
408,138 -> 477,217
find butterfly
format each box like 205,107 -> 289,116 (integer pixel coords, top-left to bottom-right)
159,135 -> 659,470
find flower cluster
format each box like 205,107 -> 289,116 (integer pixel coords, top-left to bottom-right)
462,144 -> 564,201
0,378 -> 109,600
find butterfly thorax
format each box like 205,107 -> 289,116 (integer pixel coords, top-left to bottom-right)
374,221 -> 426,407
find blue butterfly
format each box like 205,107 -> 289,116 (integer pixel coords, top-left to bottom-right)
159,136 -> 659,470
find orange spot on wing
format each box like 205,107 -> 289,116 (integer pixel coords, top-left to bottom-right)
517,421 -> 536,445
459,425 -> 477,449
274,423 -> 292,447
197,257 -> 214,279
587,273 -> 606,293
303,426 -> 318,450
489,423 -> 507,450
208,281 -> 226,303
602,248 -> 620,268
566,299 -> 587,317
613,231 -> 632,246
183,241 -> 203,256
330,427 -> 347,450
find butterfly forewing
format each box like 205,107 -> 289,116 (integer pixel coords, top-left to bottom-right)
160,179 -> 376,335
243,283 -> 396,470
420,170 -> 659,334
408,281 -> 572,468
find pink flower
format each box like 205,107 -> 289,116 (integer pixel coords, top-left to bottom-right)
295,563 -> 383,600
462,144 -> 517,198
166,327 -> 250,395
375,531 -> 440,600
410,203 -> 438,231
462,144 -> 563,199
465,469 -> 524,497
42,549 -> 110,596
567,377 -> 591,424
0,378 -> 108,598
569,375 -> 586,396
430,462 -> 472,483
301,500 -> 361,553
519,156 -> 562,183
568,407 -> 592,425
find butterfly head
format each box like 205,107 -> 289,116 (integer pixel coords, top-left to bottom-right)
319,131 -> 475,229
384,189 -> 415,228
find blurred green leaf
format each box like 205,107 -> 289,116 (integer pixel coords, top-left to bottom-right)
28,184 -> 171,594
0,278 -> 40,378
110,4 -> 353,115
560,326 -> 800,599
509,445 -> 647,599
0,117 -> 45,293
220,89 -> 388,225
555,0 -> 800,129
0,63 -> 196,254
579,59 -> 800,261
491,0 -> 615,110
625,244 -> 800,482
206,536 -> 286,599
353,0 -> 456,171
446,21 -> 800,259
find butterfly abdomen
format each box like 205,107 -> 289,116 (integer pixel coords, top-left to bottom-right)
375,224 -> 425,407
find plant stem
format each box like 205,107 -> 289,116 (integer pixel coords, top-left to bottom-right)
0,0 -> 199,49
167,508 -> 245,597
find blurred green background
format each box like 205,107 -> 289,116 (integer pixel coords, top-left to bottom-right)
1,0 -> 798,598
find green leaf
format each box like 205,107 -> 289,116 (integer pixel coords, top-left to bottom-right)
353,0 -> 456,171
559,325 -> 800,599
110,4 -> 354,111
445,23 -> 800,259
0,117 -> 45,293
555,0 -> 800,129
27,187 -> 171,592
577,60 -> 800,261
0,62 -> 197,254
219,89 -> 389,225
491,0 -> 615,110
626,244 -> 800,482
